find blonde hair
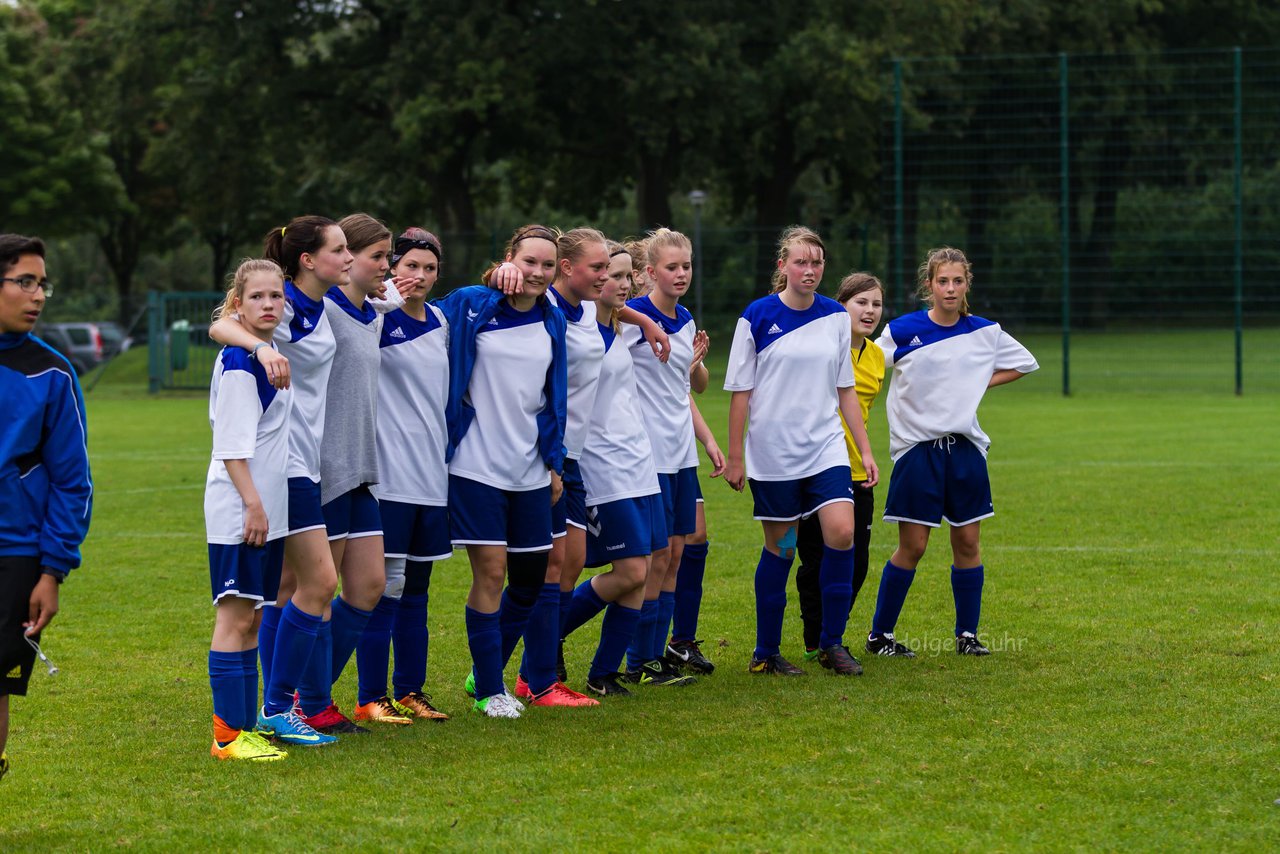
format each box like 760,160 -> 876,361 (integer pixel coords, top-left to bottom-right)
482,223 -> 560,285
623,237 -> 650,297
602,239 -> 631,332
835,272 -> 885,304
644,227 -> 692,269
916,246 -> 972,315
214,258 -> 284,321
556,227 -> 609,292
769,226 -> 826,294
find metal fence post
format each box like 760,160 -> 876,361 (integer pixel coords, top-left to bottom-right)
1060,52 -> 1071,397
1233,46 -> 1244,396
893,59 -> 905,314
147,290 -> 162,393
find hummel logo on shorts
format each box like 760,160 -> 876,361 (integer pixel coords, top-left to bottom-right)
767,323 -> 783,335
908,335 -> 923,346
389,326 -> 406,339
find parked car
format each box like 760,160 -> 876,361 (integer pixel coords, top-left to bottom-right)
35,322 -> 131,375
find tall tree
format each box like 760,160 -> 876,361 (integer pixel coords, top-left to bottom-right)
0,3 -> 121,235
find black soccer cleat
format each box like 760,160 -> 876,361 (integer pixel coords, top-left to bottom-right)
865,632 -> 916,658
625,658 -> 697,687
748,653 -> 806,676
956,633 -> 991,656
818,644 -> 864,676
585,671 -> 634,698
666,639 -> 715,674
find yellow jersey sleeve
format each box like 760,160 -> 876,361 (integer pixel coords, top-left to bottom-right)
840,340 -> 886,481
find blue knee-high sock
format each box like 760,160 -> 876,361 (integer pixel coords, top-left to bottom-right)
562,578 -> 608,638
590,603 -> 642,681
753,548 -> 794,659
558,589 -> 573,640
240,648 -> 259,731
356,596 -> 397,705
499,584 -> 539,668
264,601 -> 322,716
654,590 -> 676,655
391,592 -> 429,699
466,607 -> 503,700
626,598 -> 659,670
525,583 -> 562,695
672,541 -> 708,642
818,544 -> 855,649
951,564 -> 985,637
329,596 -> 373,687
297,618 -> 332,716
209,650 -> 245,736
870,561 -> 916,637
257,604 -> 282,691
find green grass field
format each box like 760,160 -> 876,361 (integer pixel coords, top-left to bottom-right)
2,339 -> 1278,851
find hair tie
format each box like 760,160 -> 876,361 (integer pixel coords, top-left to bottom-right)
281,227 -> 287,237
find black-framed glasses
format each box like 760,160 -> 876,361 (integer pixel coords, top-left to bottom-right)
0,275 -> 53,297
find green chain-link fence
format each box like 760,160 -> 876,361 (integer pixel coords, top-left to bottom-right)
887,47 -> 1280,394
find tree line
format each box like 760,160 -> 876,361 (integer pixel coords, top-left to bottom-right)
3,0 -> 1277,324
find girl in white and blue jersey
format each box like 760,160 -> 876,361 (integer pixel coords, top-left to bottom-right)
724,226 -> 879,677
205,260 -> 292,762
622,228 -> 726,684
866,247 -> 1038,657
210,216 -> 352,747
558,242 -> 670,696
434,224 -> 570,718
358,227 -> 452,722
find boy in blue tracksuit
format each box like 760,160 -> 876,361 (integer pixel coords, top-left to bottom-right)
0,234 -> 93,780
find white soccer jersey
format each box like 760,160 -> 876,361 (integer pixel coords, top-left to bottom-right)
205,346 -> 293,544
274,281 -> 336,482
372,305 -> 450,506
547,286 -> 605,461
579,324 -> 661,505
449,302 -> 554,491
621,296 -> 698,473
723,294 -> 854,481
875,310 -> 1039,461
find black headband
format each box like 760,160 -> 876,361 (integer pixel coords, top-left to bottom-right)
391,236 -> 440,268
512,226 -> 559,246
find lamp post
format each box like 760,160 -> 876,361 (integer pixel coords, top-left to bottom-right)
688,190 -> 707,322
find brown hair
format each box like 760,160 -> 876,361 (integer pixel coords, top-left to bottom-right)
769,226 -> 826,294
835,272 -> 885,305
0,234 -> 45,274
337,213 -> 391,254
263,215 -> 338,280
916,246 -> 972,315
481,223 -> 560,285
213,258 -> 285,321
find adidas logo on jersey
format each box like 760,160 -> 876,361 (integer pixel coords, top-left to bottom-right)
301,316 -> 313,330
466,309 -> 479,321
389,326 -> 406,339
486,318 -> 499,326
908,335 -> 923,346
767,323 -> 783,335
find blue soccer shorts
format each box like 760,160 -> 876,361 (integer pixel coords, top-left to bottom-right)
449,475 -> 553,553
883,435 -> 994,528
749,465 -> 855,522
584,492 -> 668,568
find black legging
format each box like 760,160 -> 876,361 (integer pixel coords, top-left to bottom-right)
794,483 -> 874,650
